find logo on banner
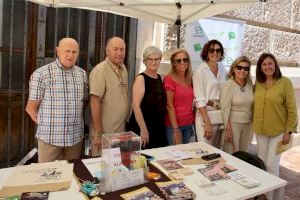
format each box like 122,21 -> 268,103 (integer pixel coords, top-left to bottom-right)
193,25 -> 205,37
194,43 -> 202,52
228,32 -> 236,40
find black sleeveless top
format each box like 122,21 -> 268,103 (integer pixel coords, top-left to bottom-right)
127,73 -> 167,149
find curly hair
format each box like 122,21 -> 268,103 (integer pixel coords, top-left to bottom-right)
256,53 -> 282,83
200,39 -> 225,62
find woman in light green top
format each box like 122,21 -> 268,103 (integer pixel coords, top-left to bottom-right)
253,53 -> 297,200
220,56 -> 253,154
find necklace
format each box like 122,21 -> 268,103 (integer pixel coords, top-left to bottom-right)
240,87 -> 245,92
234,79 -> 246,92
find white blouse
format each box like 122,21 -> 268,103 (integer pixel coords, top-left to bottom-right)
193,62 -> 226,108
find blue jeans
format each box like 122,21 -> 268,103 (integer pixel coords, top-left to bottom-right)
166,124 -> 194,145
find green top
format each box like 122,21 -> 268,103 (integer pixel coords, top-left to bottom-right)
253,76 -> 298,136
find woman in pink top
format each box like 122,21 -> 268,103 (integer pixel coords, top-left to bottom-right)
164,49 -> 195,145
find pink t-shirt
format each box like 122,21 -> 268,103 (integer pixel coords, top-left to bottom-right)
163,74 -> 195,127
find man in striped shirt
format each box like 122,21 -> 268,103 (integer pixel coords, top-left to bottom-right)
26,38 -> 88,163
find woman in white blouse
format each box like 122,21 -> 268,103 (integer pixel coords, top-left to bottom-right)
193,40 -> 226,148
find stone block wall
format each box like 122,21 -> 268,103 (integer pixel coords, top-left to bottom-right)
164,0 -> 300,66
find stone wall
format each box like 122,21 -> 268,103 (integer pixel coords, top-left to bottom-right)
164,0 -> 300,66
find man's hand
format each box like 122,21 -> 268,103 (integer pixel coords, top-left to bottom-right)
90,134 -> 102,157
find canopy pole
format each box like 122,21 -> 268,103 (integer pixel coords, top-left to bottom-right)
175,2 -> 182,48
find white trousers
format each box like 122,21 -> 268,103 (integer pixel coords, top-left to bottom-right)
195,111 -> 222,148
222,122 -> 252,154
256,133 -> 284,200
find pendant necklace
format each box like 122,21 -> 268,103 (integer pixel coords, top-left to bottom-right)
234,79 -> 246,92
240,87 -> 245,92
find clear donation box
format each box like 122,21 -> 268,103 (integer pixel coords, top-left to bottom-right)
101,131 -> 146,192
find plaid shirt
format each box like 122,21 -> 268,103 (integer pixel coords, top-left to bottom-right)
29,59 -> 88,146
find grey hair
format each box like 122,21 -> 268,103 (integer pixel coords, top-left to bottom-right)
143,46 -> 162,61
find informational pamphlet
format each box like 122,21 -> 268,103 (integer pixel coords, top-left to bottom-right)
156,159 -> 183,171
197,161 -> 237,181
155,180 -> 196,200
120,187 -> 163,200
21,192 -> 49,200
228,172 -> 260,188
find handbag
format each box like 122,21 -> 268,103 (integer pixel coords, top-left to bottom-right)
207,110 -> 223,125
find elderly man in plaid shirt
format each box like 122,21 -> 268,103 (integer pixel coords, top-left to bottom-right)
26,38 -> 88,163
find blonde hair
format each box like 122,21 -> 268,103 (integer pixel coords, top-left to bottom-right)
169,48 -> 193,85
227,56 -> 251,81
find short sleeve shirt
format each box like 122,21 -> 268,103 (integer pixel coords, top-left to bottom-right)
163,74 -> 194,126
89,57 -> 129,133
28,59 -> 88,146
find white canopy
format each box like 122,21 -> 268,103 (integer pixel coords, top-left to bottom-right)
28,0 -> 265,25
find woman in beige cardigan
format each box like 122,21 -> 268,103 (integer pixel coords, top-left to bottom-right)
220,56 -> 253,154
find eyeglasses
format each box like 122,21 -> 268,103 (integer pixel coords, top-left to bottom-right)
208,48 -> 222,54
235,65 -> 250,71
147,58 -> 161,63
173,58 -> 189,65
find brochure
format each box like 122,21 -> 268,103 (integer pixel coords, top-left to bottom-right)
276,141 -> 292,155
155,180 -> 196,200
120,187 -> 163,200
228,172 -> 260,188
156,159 -> 183,171
197,161 -> 237,181
21,192 -> 49,200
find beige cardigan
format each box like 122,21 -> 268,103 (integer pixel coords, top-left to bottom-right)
220,78 -> 253,148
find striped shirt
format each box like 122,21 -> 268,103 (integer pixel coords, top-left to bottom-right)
28,59 -> 88,146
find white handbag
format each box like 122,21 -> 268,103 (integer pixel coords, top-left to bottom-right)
207,110 -> 223,125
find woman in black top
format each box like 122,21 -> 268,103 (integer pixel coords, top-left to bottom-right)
131,46 -> 167,149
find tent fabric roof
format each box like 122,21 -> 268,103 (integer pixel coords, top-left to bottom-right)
28,0 -> 261,24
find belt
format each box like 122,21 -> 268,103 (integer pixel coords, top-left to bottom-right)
207,100 -> 220,109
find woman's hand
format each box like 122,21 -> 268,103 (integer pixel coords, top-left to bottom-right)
204,120 -> 213,140
140,128 -> 149,147
173,129 -> 182,144
225,122 -> 233,142
282,132 -> 292,145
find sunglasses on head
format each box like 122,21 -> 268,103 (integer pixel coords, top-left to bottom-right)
235,65 -> 250,71
208,48 -> 222,54
173,58 -> 189,65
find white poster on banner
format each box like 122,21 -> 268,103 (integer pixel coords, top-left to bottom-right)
184,17 -> 245,70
